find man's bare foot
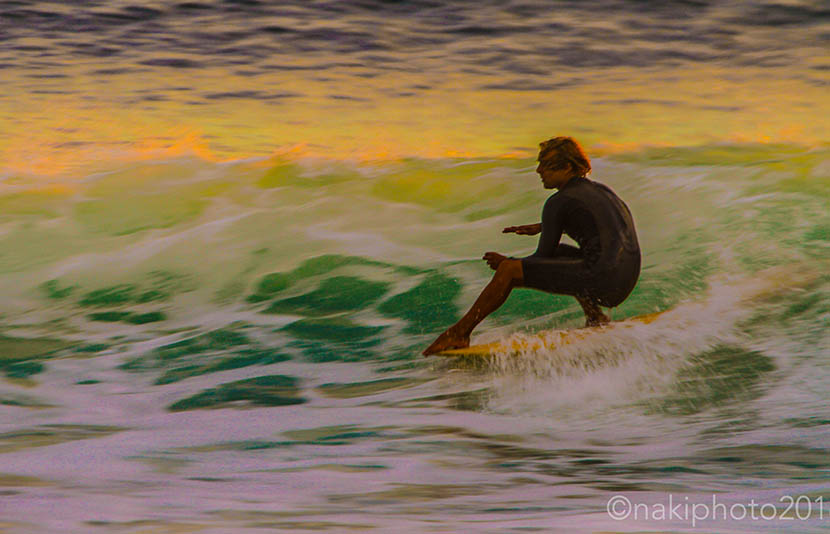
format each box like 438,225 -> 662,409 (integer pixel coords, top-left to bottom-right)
584,312 -> 611,328
423,328 -> 470,356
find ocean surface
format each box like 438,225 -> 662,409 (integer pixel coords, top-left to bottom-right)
1,1 -> 829,533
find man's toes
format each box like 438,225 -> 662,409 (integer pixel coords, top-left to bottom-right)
423,332 -> 470,356
423,336 -> 449,356
423,344 -> 441,356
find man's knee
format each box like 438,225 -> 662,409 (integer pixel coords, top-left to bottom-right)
496,258 -> 524,282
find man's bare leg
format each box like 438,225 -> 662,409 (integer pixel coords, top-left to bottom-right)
576,296 -> 610,327
423,259 -> 523,355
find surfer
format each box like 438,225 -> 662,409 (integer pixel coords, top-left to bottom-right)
423,136 -> 640,356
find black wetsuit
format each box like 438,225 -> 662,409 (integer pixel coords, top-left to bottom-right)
520,176 -> 641,307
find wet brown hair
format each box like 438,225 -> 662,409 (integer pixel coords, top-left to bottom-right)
538,136 -> 591,177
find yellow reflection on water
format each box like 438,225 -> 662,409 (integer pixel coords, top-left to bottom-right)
0,62 -> 827,176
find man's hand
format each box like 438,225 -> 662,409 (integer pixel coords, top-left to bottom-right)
503,223 -> 541,236
483,251 -> 507,271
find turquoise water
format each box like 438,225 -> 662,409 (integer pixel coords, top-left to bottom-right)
0,143 -> 828,532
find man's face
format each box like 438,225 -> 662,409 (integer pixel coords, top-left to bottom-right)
536,159 -> 573,189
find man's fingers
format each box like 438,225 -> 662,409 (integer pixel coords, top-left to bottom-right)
505,225 -> 539,234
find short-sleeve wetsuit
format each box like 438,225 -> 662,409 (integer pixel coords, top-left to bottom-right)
520,176 -> 641,307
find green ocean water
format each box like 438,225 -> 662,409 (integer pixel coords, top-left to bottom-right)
1,143 -> 829,532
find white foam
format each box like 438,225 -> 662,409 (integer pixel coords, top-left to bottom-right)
480,267 -> 811,416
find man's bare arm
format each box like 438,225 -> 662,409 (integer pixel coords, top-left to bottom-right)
503,223 -> 542,235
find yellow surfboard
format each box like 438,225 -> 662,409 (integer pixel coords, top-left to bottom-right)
434,310 -> 667,358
